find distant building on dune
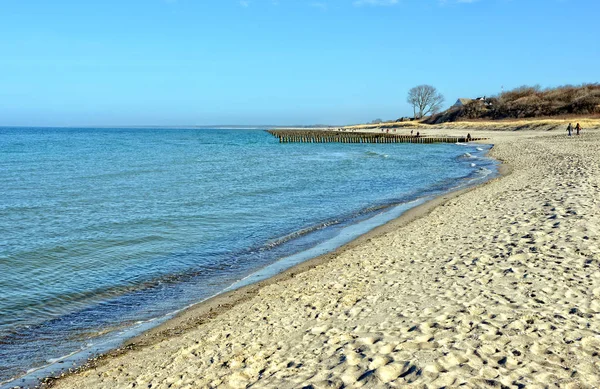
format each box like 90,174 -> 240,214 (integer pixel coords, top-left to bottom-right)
453,98 -> 473,108
453,96 -> 489,108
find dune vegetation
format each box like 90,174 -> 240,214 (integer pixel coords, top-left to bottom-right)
425,84 -> 600,124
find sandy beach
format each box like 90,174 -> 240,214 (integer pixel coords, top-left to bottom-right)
47,128 -> 600,389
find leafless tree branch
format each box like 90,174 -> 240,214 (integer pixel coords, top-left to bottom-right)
407,85 -> 445,119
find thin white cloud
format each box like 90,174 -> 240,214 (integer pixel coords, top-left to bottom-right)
310,2 -> 328,10
440,0 -> 480,4
353,0 -> 398,6
243,0 -> 480,8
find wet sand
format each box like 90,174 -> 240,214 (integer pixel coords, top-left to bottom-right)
48,129 -> 600,388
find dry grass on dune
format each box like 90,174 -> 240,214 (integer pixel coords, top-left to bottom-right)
271,116 -> 600,133
342,121 -> 422,130
338,117 -> 600,132
429,117 -> 600,131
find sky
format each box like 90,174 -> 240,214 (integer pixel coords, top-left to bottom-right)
1,0 -> 599,126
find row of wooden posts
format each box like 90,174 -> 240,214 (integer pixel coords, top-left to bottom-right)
266,130 -> 486,144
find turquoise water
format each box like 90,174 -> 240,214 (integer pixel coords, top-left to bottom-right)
0,128 -> 496,385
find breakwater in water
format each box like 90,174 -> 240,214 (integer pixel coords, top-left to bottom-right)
266,130 -> 486,144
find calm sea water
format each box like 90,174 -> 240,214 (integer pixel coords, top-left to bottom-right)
0,128 -> 496,385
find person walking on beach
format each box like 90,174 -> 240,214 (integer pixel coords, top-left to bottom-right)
467,133 -> 472,142
411,129 -> 414,136
567,123 -> 573,137
575,123 -> 581,136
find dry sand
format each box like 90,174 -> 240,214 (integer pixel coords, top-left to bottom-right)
49,129 -> 600,389
274,118 -> 600,133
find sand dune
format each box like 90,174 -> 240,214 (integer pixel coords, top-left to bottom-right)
50,129 -> 600,389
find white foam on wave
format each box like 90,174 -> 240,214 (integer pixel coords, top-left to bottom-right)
477,167 -> 493,177
364,151 -> 390,159
42,348 -> 81,366
470,163 -> 477,167
476,147 -> 484,151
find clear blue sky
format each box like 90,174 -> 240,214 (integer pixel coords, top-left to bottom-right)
1,0 -> 598,126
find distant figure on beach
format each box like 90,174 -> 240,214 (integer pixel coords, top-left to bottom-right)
567,123 -> 573,136
411,129 -> 414,136
576,123 -> 581,136
416,131 -> 420,137
467,133 -> 472,142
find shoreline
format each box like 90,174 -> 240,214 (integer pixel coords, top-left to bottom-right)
132,157 -> 509,349
22,140 -> 508,389
39,128 -> 600,387
128,149 -> 510,350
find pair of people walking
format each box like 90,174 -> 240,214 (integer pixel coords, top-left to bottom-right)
567,123 -> 582,136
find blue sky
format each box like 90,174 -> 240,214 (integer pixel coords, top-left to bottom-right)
1,0 -> 598,126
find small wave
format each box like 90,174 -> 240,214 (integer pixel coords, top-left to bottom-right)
470,163 -> 477,167
455,142 -> 468,146
476,147 -> 484,151
261,200 -> 400,253
457,152 -> 477,161
364,151 -> 389,158
476,167 -> 493,178
460,165 -> 496,185
264,220 -> 341,249
43,348 -> 81,365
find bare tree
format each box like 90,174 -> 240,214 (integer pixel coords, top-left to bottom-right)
407,85 -> 445,119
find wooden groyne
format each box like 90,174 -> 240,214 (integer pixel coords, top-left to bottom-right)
266,130 -> 486,144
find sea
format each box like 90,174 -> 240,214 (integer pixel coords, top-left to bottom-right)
0,127 -> 497,387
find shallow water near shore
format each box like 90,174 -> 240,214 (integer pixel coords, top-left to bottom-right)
0,127 -> 497,387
